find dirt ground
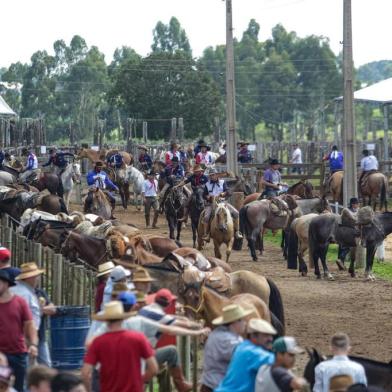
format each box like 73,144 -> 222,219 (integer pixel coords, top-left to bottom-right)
81,203 -> 392,368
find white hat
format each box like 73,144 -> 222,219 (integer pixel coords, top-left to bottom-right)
110,266 -> 131,282
96,261 -> 115,278
247,318 -> 277,335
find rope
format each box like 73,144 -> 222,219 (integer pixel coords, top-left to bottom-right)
183,286 -> 205,315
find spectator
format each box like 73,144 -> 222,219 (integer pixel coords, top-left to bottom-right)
329,375 -> 353,392
82,301 -> 158,392
51,372 -> 86,392
131,268 -> 156,294
27,365 -> 57,392
142,170 -> 160,229
290,143 -> 302,174
314,333 -> 367,392
102,265 -> 132,306
0,365 -> 16,392
0,270 -> 38,392
215,318 -> 277,392
94,262 -> 115,312
238,143 -> 252,164
255,336 -> 308,391
200,304 -> 252,392
0,247 -> 19,281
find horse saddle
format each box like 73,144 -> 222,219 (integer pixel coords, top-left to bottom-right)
269,197 -> 289,217
360,170 -> 378,191
25,171 -> 40,184
339,208 -> 357,228
205,268 -> 231,294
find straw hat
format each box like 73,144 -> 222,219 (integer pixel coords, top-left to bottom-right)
93,301 -> 135,321
329,375 -> 353,392
212,304 -> 253,326
132,268 -> 156,283
96,261 -> 115,278
192,164 -> 203,173
247,318 -> 277,335
15,262 -> 45,280
111,282 -> 129,296
138,145 -> 148,151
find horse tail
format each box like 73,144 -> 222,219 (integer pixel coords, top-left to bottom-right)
233,206 -> 248,251
270,311 -> 284,337
287,224 -> 298,270
308,221 -> 317,269
266,277 -> 285,329
381,177 -> 388,211
59,197 -> 69,215
339,176 -> 344,205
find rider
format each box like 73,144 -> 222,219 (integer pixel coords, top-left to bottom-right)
323,145 -> 344,174
261,159 -> 283,198
158,156 -> 185,212
359,149 -> 379,196
137,145 -> 152,171
176,164 -> 209,223
19,147 -> 39,183
85,161 -> 119,218
237,142 -> 252,163
165,142 -> 181,166
202,168 -> 243,241
193,139 -> 206,156
195,142 -> 214,167
107,149 -> 124,170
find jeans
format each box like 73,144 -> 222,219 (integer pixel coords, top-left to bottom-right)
37,340 -> 52,367
155,345 -> 180,368
6,353 -> 27,392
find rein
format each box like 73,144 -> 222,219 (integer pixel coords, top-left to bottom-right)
183,284 -> 205,315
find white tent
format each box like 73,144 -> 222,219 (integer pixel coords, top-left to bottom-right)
353,77 -> 392,104
0,95 -> 16,116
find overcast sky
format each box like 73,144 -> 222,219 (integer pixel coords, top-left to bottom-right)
1,0 -> 391,68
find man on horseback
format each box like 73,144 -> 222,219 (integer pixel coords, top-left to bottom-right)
195,142 -> 214,167
107,149 -> 124,170
176,164 -> 209,223
158,156 -> 185,212
261,159 -> 284,198
358,149 -> 379,197
194,139 -> 206,156
137,145 -> 152,171
19,148 -> 39,183
42,148 -> 75,195
85,161 -> 119,218
237,142 -> 252,163
165,142 -> 181,166
202,169 -> 243,241
323,145 -> 344,174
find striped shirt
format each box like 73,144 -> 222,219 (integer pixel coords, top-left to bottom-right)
313,355 -> 367,392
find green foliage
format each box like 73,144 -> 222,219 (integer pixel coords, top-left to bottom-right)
357,60 -> 392,85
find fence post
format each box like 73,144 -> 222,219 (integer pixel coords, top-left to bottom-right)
53,254 -> 63,305
178,336 -> 191,380
192,337 -> 198,392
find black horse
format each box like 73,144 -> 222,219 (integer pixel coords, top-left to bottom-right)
304,348 -> 392,391
189,187 -> 205,248
164,183 -> 186,241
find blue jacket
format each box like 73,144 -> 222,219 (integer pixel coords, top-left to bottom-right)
185,174 -> 208,188
162,165 -> 185,185
238,148 -> 252,163
43,152 -> 74,168
138,153 -> 152,169
86,170 -> 118,191
327,151 -> 344,171
26,153 -> 38,170
107,153 -> 123,168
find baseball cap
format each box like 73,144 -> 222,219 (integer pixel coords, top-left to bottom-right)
272,337 -> 304,354
0,270 -> 15,286
155,288 -> 177,303
110,266 -> 131,282
0,247 -> 11,261
118,291 -> 137,306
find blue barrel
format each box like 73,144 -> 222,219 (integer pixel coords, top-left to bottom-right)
50,306 -> 91,370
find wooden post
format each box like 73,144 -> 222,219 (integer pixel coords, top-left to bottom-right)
53,254 -> 63,305
142,121 -> 148,144
178,117 -> 184,144
76,266 -> 84,305
178,336 -> 191,380
171,118 -> 177,142
192,337 -> 198,392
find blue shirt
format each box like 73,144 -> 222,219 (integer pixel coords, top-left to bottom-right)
263,168 -> 281,190
214,340 -> 275,392
238,148 -> 252,163
108,153 -> 123,168
26,153 -> 38,170
162,165 -> 185,185
138,153 -> 152,169
327,151 -> 344,171
185,174 -> 208,188
86,170 -> 118,191
43,152 -> 74,168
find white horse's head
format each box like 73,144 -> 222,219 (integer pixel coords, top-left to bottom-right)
72,162 -> 81,183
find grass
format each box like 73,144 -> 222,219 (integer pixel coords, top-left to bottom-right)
263,230 -> 392,280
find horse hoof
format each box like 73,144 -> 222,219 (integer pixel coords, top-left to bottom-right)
300,272 -> 307,277
350,272 -> 356,278
335,260 -> 346,271
252,257 -> 258,262
316,275 -> 321,280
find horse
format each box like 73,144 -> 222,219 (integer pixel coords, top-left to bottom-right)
198,200 -> 234,262
61,162 -> 81,210
164,184 -> 186,240
105,149 -> 133,165
308,212 -> 358,280
360,172 -> 388,211
84,188 -> 112,220
238,196 -> 297,261
327,170 -> 343,204
105,166 -> 129,209
126,166 -> 144,210
0,171 -> 15,186
304,348 -> 392,391
77,148 -> 107,162
189,187 -> 205,248
146,236 -> 181,257
179,265 -> 285,329
287,179 -> 315,199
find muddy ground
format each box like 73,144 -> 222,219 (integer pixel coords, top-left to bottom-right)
76,203 -> 392,369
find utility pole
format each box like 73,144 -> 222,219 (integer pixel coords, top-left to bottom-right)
342,0 -> 357,206
225,0 -> 238,175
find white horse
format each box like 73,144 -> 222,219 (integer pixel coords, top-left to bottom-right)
126,166 -> 145,210
61,162 -> 81,210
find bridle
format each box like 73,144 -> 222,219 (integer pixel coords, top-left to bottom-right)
182,281 -> 206,316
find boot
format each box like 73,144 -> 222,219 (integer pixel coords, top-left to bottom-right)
145,215 -> 150,228
202,222 -> 210,242
169,366 -> 192,392
152,211 -> 159,229
233,218 -> 243,239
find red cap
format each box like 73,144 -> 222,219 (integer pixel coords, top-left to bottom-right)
0,247 -> 11,261
155,288 -> 177,303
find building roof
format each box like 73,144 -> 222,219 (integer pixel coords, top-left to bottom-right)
0,95 -> 16,116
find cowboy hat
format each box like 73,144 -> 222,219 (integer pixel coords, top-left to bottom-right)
93,300 -> 135,321
138,145 -> 148,151
212,304 -> 253,325
15,262 -> 45,280
247,318 -> 277,335
270,158 -> 280,165
192,164 -> 204,172
199,142 -> 208,148
132,268 -> 156,283
239,142 -> 249,147
110,266 -> 131,282
94,161 -> 104,167
96,261 -> 115,278
208,168 -> 218,175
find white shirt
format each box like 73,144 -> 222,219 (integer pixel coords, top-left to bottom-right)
313,355 -> 367,392
292,147 -> 302,164
196,151 -> 214,165
142,179 -> 158,197
360,155 -> 378,171
205,179 -> 225,197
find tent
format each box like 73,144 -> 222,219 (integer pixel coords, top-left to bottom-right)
352,77 -> 392,104
0,95 -> 16,116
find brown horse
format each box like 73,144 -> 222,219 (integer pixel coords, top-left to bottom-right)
327,171 -> 343,204
84,188 -> 112,220
146,236 -> 180,257
287,180 -> 315,198
360,172 -> 388,211
198,201 -> 234,262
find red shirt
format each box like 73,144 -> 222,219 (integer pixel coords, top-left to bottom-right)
95,280 -> 106,312
0,295 -> 32,354
84,330 -> 154,392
